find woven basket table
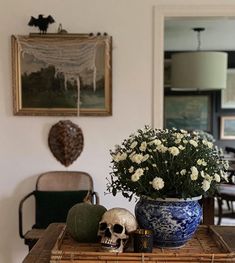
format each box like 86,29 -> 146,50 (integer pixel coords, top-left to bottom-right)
50,225 -> 235,263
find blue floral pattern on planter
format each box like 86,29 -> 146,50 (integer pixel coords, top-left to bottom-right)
135,197 -> 202,248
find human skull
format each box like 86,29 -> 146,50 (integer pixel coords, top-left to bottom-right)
97,207 -> 138,252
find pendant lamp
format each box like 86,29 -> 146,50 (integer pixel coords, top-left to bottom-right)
171,28 -> 228,91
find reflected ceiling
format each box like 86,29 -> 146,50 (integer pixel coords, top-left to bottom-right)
164,18 -> 235,51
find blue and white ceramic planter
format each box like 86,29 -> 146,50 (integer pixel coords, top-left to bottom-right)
135,196 -> 202,248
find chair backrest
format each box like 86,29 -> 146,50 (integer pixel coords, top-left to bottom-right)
19,170 -> 99,241
34,171 -> 97,228
36,171 -> 94,191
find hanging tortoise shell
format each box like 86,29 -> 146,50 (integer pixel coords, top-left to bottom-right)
48,120 -> 84,167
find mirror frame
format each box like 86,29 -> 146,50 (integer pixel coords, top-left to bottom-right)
153,4 -> 235,129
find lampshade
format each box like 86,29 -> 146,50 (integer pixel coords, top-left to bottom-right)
171,51 -> 228,90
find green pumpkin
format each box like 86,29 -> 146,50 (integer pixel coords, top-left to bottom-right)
66,202 -> 107,242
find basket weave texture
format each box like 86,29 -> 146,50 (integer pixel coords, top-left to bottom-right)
50,225 -> 235,262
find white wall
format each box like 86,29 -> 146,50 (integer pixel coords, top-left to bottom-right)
1,0 -> 235,262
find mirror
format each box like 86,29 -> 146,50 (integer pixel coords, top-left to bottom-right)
164,18 -> 235,138
153,4 -> 235,130
164,18 -> 235,51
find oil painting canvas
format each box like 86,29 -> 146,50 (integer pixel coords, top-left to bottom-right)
220,116 -> 235,139
164,95 -> 211,132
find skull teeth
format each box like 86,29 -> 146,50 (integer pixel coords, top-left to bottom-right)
101,237 -> 118,248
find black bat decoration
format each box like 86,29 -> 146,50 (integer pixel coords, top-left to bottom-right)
28,15 -> 55,34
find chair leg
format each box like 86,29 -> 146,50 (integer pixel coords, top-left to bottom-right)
226,200 -> 231,210
217,197 -> 223,225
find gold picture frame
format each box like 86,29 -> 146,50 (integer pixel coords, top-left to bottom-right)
220,116 -> 235,140
11,34 -> 112,116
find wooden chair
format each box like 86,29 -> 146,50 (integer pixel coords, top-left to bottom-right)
19,171 -> 99,250
217,171 -> 235,225
216,146 -> 235,225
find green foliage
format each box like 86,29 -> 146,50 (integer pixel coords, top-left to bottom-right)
107,126 -> 229,200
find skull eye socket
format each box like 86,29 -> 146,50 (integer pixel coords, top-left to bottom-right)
99,222 -> 107,231
113,224 -> 124,234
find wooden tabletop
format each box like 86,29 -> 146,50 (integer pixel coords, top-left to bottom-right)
22,223 -> 235,263
22,223 -> 65,263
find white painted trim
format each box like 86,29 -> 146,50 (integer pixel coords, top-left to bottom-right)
153,4 -> 235,129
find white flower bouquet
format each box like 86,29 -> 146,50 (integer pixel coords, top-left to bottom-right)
107,126 -> 228,200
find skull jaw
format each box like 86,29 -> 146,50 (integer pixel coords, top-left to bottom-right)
100,237 -> 124,253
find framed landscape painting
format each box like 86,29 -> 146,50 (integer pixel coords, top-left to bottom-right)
220,116 -> 235,139
164,95 -> 211,132
11,34 -> 112,116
